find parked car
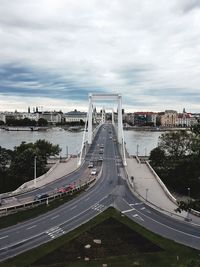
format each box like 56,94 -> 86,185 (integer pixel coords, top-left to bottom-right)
100,144 -> 104,148
91,168 -> 97,175
34,193 -> 49,201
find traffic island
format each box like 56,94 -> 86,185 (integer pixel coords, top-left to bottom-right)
4,208 -> 200,267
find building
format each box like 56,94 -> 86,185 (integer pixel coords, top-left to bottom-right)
133,112 -> 157,126
64,110 -> 87,123
40,112 -> 62,124
175,113 -> 198,127
0,113 -> 6,123
160,110 -> 177,127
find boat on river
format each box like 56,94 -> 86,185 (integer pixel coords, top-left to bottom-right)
4,126 -> 39,131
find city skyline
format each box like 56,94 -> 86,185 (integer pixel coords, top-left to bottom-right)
0,1 -> 200,112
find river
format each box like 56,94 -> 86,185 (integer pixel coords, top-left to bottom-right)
0,128 -> 163,156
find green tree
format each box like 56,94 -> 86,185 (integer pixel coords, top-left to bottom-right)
149,147 -> 166,168
158,131 -> 192,158
37,118 -> 48,126
149,126 -> 200,199
34,139 -> 61,162
0,140 -> 61,192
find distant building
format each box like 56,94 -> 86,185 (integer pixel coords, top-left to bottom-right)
160,110 -> 177,127
175,113 -> 198,127
64,109 -> 87,123
134,112 -> 157,126
0,113 -> 6,123
123,113 -> 135,125
40,112 -> 62,124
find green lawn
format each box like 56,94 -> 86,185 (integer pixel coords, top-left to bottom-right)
1,208 -> 199,267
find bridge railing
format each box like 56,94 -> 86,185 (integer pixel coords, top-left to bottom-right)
124,158 -> 200,219
0,178 -> 96,216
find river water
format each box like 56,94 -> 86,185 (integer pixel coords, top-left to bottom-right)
0,128 -> 163,156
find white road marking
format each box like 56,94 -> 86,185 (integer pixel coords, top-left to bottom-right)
133,202 -> 143,206
91,203 -> 105,212
46,226 -> 65,239
70,205 -> 77,210
0,235 -> 8,240
51,215 -> 60,220
123,199 -> 200,238
26,225 -> 37,230
85,197 -> 90,201
121,208 -> 136,214
140,207 -> 146,210
132,214 -> 144,221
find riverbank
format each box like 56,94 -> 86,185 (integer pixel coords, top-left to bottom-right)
124,126 -> 188,131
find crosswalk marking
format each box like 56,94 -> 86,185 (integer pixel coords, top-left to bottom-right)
46,226 -> 65,239
91,203 -> 105,212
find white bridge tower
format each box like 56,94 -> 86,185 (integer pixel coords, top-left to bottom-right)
78,93 -> 127,166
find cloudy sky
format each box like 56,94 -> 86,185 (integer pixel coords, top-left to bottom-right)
0,0 -> 200,112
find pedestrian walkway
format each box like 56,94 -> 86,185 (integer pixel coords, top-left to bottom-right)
126,157 -> 200,225
14,157 -> 78,193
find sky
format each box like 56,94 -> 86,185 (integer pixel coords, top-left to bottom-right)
0,0 -> 200,113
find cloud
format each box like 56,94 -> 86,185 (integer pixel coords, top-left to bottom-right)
0,0 -> 199,112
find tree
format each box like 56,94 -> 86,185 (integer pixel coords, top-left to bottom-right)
34,139 -> 61,162
0,140 -> 61,192
37,118 -> 48,126
158,131 -> 193,158
149,147 -> 166,168
149,126 -> 200,199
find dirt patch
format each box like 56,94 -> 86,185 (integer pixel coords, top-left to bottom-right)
33,217 -> 163,265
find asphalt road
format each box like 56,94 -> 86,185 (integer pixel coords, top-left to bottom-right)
0,123 -> 199,261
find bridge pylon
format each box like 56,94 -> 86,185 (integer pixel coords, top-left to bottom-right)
78,93 -> 127,166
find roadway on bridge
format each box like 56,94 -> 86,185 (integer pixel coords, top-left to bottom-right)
0,123 -> 199,261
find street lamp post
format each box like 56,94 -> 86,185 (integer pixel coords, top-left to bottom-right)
145,188 -> 149,201
66,145 -> 68,158
186,187 -> 191,221
187,187 -> 190,200
34,156 -> 37,187
136,144 -> 139,156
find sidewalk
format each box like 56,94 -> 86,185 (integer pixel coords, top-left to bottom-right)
14,157 -> 78,193
126,157 -> 200,225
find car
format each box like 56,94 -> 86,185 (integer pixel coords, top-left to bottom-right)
34,193 -> 49,201
98,156 -> 103,161
58,184 -> 74,193
88,161 -> 94,168
99,148 -> 104,154
100,144 -> 104,148
65,184 -> 74,192
91,168 -> 97,175
57,187 -> 66,193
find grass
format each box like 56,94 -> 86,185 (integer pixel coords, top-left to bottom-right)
0,207 -> 199,267
0,188 -> 86,229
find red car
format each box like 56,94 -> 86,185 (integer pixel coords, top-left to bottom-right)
57,184 -> 74,193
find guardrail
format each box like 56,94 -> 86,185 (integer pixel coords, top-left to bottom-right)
124,163 -> 200,220
146,161 -> 200,217
0,178 -> 96,216
145,161 -> 177,205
